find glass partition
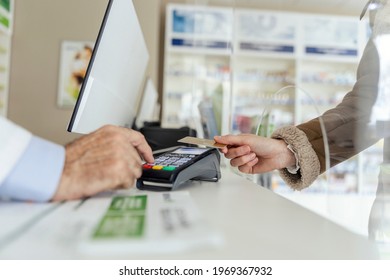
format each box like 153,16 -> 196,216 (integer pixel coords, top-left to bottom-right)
366,2 -> 390,253
162,0 -> 390,257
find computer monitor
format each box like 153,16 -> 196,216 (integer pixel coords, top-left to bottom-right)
67,0 -> 149,134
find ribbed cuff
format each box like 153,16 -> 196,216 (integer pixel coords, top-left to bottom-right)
272,126 -> 320,190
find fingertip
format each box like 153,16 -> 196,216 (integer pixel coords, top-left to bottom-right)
144,154 -> 155,164
214,136 -> 223,145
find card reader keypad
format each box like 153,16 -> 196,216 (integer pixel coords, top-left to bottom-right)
143,153 -> 196,171
137,147 -> 220,190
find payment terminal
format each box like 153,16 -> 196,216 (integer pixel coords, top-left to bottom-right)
136,147 -> 221,191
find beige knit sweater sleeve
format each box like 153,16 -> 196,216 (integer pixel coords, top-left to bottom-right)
271,126 -> 321,190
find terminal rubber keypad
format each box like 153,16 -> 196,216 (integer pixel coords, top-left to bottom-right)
143,153 -> 196,171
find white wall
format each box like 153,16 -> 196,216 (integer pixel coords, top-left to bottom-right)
8,0 -> 160,145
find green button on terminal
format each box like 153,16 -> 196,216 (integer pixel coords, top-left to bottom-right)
162,166 -> 176,171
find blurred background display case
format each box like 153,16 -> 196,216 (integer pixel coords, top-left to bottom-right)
161,3 -> 379,198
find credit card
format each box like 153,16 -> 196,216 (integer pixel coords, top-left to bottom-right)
178,136 -> 227,149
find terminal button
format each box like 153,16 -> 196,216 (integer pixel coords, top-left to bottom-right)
162,166 -> 176,171
152,165 -> 164,170
142,164 -> 153,169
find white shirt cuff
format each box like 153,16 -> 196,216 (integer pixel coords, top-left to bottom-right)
286,144 -> 300,174
0,136 -> 65,202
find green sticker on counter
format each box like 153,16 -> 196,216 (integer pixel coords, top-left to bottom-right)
93,214 -> 145,238
93,195 -> 147,239
109,195 -> 147,212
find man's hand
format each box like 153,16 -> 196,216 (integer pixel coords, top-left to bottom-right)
52,125 -> 154,201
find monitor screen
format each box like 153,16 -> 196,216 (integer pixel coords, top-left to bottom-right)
67,0 -> 149,134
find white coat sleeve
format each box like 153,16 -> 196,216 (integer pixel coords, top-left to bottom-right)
0,116 -> 32,184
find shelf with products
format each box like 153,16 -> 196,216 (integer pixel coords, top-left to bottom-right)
295,58 -> 359,121
300,72 -> 356,87
162,3 -> 233,135
162,51 -> 231,132
294,86 -> 352,123
231,55 -> 296,134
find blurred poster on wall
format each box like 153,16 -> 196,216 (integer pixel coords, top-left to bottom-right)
0,0 -> 11,12
57,41 -> 94,108
0,0 -> 12,34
